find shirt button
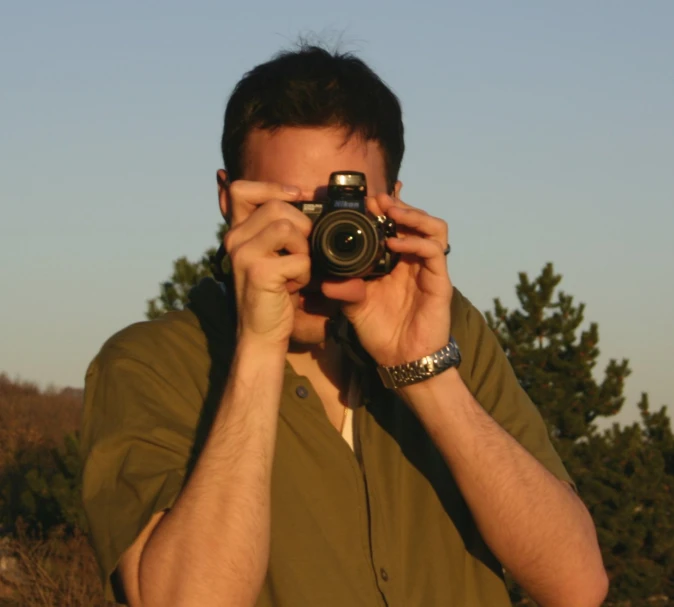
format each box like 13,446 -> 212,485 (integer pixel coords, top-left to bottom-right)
295,385 -> 309,399
380,568 -> 389,582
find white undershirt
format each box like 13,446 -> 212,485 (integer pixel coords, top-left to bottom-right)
340,371 -> 360,452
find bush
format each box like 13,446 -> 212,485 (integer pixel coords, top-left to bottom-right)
0,375 -> 86,536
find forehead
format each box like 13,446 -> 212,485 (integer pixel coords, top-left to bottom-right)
242,127 -> 388,196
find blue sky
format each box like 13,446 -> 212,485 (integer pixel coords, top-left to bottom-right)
1,1 -> 672,428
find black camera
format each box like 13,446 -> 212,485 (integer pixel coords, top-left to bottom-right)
292,171 -> 399,279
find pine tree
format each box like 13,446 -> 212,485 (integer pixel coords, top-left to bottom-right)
145,224 -> 228,319
485,262 -> 628,453
487,263 -> 673,605
588,395 -> 674,604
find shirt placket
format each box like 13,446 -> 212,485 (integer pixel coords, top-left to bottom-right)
355,404 -> 396,607
284,369 -> 389,607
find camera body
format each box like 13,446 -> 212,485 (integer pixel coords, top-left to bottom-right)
292,171 -> 399,279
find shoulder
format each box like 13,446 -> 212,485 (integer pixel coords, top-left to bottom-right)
81,281 -> 233,446
91,277 -> 233,378
92,308 -> 204,375
449,285 -> 511,398
450,286 -> 492,357
82,308 -> 210,433
450,286 -> 478,327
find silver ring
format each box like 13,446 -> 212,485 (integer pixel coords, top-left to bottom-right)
443,244 -> 451,256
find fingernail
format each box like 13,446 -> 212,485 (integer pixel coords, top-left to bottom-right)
283,185 -> 300,196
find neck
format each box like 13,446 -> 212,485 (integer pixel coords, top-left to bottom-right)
286,337 -> 348,393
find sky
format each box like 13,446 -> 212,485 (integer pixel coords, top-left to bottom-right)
1,1 -> 672,428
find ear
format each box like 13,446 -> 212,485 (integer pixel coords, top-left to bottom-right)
217,170 -> 230,221
393,180 -> 403,199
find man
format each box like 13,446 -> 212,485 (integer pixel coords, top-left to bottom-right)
81,45 -> 608,606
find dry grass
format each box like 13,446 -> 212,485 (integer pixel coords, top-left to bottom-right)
0,525 -> 114,607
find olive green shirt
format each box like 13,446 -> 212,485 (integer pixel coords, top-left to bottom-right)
81,279 -> 573,606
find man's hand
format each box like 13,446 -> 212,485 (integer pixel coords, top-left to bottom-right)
119,180 -> 311,607
322,193 -> 452,367
223,180 -> 313,347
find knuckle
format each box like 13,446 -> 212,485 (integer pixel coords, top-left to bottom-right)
428,215 -> 448,237
228,243 -> 245,268
274,218 -> 295,236
283,204 -> 312,235
301,257 -> 312,273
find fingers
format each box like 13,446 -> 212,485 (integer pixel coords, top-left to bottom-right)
273,254 -> 312,293
227,179 -> 302,226
224,181 -> 314,297
320,278 -> 368,304
386,235 -> 448,277
378,195 -> 449,246
243,253 -> 311,293
224,200 -> 313,255
230,220 -> 312,294
230,218 -> 310,262
365,195 -> 386,217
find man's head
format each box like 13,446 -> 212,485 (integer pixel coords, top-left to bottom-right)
217,44 -> 406,345
220,44 -> 404,195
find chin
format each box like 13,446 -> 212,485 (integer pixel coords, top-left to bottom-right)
289,308 -> 330,345
290,292 -> 340,345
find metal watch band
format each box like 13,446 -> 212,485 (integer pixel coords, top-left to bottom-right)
376,336 -> 461,389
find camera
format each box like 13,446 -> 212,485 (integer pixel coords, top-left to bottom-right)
292,171 -> 399,279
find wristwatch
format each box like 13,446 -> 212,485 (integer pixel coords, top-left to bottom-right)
376,337 -> 461,389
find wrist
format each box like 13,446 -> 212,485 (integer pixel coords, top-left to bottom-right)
237,331 -> 290,356
232,336 -> 288,384
218,339 -> 289,429
397,367 -> 466,419
376,336 -> 461,390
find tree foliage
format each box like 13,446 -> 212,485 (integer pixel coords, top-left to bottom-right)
0,432 -> 86,536
145,224 -> 228,319
488,263 -> 673,606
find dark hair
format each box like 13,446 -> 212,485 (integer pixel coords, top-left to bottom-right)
221,45 -> 404,193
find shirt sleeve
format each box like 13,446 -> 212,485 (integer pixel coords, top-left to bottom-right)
80,352 -> 197,603
452,288 -> 575,488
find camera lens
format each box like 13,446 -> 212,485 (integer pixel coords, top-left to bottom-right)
324,221 -> 367,267
330,227 -> 363,259
312,210 -> 380,277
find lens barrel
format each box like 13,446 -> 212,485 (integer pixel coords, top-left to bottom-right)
311,210 -> 380,278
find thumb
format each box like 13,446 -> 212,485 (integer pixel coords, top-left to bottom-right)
320,279 -> 367,305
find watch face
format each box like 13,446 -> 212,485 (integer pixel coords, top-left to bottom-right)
421,359 -> 435,374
